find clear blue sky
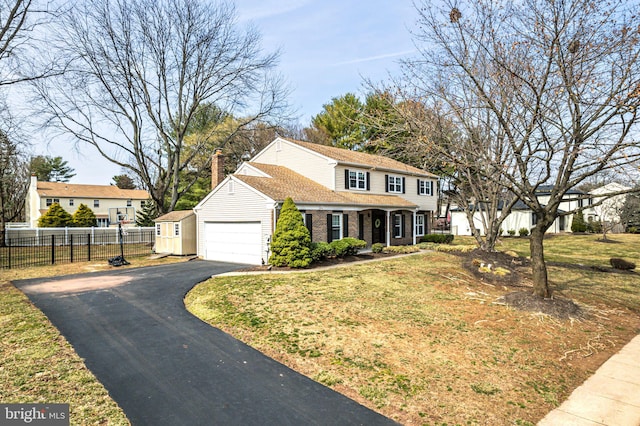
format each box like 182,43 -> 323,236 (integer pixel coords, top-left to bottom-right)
38,0 -> 419,185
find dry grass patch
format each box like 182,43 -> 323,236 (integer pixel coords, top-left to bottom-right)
186,249 -> 640,425
1,255 -> 189,425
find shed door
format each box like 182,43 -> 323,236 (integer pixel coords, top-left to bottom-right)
203,222 -> 262,265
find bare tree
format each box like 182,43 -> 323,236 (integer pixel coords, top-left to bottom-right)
33,0 -> 290,213
0,127 -> 29,245
403,0 -> 640,298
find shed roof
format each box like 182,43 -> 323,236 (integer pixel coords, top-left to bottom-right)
154,210 -> 195,222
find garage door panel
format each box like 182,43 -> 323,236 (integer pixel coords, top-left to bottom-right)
204,222 -> 262,265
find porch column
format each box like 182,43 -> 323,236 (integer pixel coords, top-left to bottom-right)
386,210 -> 391,247
412,210 -> 417,245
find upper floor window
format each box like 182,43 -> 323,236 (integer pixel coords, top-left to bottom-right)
127,199 -> 132,207
94,199 -> 100,208
386,175 -> 404,193
141,200 -> 146,207
417,179 -> 434,196
578,198 -> 584,208
69,199 -> 74,206
46,198 -> 52,206
345,169 -> 369,191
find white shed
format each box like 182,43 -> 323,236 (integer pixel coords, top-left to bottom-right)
154,210 -> 197,255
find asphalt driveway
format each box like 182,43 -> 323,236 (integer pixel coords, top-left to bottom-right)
15,260 -> 396,426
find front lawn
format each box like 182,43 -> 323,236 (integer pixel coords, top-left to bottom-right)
186,234 -> 640,425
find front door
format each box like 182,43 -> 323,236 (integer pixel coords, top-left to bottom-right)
372,210 -> 386,244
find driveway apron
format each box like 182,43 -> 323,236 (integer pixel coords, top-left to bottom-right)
15,261 -> 396,426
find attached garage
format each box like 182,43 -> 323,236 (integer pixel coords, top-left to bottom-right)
203,222 -> 263,265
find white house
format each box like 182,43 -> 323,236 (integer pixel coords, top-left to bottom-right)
194,137 -> 439,265
26,176 -> 149,227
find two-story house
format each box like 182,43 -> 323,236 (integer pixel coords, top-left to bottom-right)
194,137 -> 438,265
26,176 -> 150,227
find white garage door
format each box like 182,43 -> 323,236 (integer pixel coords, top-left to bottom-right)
204,222 -> 263,265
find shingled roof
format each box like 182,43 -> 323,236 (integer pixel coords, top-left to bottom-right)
235,163 -> 416,209
282,138 -> 436,177
154,210 -> 194,222
36,181 -> 149,199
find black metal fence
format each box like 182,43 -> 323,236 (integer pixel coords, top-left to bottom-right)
1,230 -> 155,269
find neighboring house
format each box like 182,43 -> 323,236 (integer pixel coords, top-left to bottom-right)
589,182 -> 631,226
26,176 -> 149,227
154,210 -> 197,255
450,185 -> 596,236
194,137 -> 438,265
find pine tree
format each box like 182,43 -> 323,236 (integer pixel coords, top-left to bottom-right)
38,203 -> 73,227
72,203 -> 98,227
571,211 -> 587,233
269,197 -> 312,268
136,198 -> 158,226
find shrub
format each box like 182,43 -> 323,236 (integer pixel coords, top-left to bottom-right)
610,258 -> 636,271
310,242 -> 333,261
420,234 -> 454,244
382,245 -> 420,254
507,229 -> 516,236
38,203 -> 73,227
72,203 -> 98,227
518,228 -> 529,237
628,227 -> 639,234
269,198 -> 312,268
587,220 -> 602,234
371,243 -> 385,253
571,211 -> 587,233
329,237 -> 366,258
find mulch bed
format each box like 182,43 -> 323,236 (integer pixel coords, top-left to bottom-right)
235,252 -> 399,273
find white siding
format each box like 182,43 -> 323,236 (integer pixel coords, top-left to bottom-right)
195,178 -> 273,264
252,138 -> 335,189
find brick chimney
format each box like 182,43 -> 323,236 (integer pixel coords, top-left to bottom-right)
211,149 -> 225,189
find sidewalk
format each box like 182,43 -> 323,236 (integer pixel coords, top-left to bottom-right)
538,334 -> 640,426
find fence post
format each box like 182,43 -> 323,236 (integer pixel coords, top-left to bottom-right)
51,234 -> 55,265
7,238 -> 11,269
87,233 -> 91,262
70,233 -> 74,263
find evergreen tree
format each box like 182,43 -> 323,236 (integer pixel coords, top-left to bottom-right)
112,174 -> 137,189
571,211 -> 587,233
38,203 -> 73,227
30,155 -> 76,182
72,203 -> 98,227
136,199 -> 158,226
269,198 -> 312,268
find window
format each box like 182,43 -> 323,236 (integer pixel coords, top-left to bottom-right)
54,198 -> 59,204
415,214 -> 425,236
94,200 -> 100,208
532,213 -> 538,227
387,175 -> 404,193
174,223 -> 180,236
393,214 -> 404,238
348,170 -> 367,190
141,200 -> 146,207
69,199 -> 74,206
97,218 -> 109,228
418,179 -> 433,196
332,214 -> 342,241
156,223 -> 161,236
578,198 -> 584,208
127,199 -> 132,207
46,198 -> 52,206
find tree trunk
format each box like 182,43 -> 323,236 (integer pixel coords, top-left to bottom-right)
529,226 -> 551,298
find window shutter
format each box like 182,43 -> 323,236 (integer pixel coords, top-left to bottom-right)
343,214 -> 349,237
402,177 -> 406,194
345,169 -> 350,189
366,172 -> 370,190
430,181 -> 434,196
417,179 -> 421,195
306,214 -> 313,240
327,214 -> 333,242
401,214 -> 406,238
385,175 -> 389,192
411,215 -> 414,238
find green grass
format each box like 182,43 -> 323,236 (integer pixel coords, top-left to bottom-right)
1,256 -> 187,425
186,234 -> 640,425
